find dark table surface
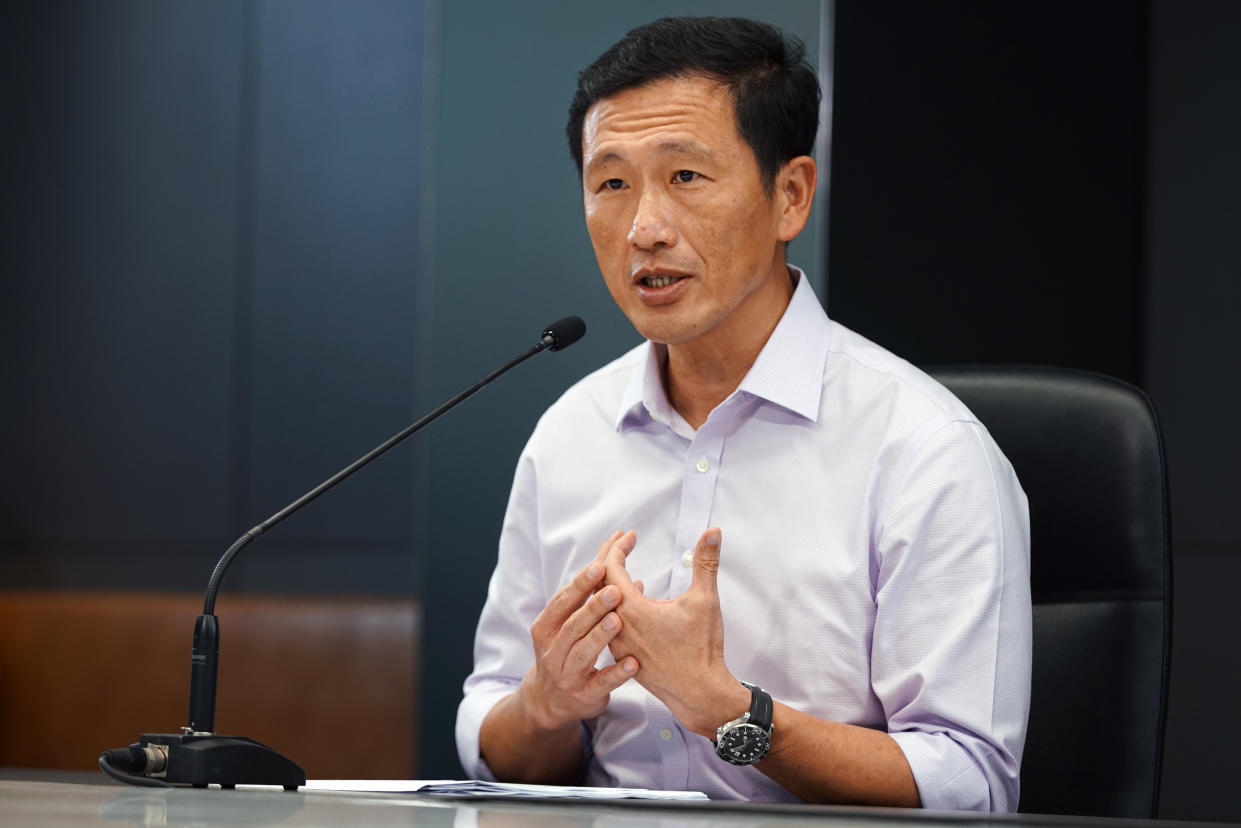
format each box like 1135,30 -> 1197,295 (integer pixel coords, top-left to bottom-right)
0,768 -> 1230,828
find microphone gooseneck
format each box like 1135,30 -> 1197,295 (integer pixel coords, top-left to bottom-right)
108,316 -> 586,789
198,315 -> 587,616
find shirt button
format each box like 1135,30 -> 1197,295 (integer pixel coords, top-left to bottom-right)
659,727 -> 674,741
681,549 -> 694,567
695,457 -> 710,473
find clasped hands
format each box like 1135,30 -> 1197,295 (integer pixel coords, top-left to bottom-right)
520,527 -> 744,741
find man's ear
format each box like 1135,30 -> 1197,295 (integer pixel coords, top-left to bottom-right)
775,156 -> 817,243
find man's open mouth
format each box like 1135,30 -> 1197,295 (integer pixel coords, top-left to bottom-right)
640,275 -> 686,288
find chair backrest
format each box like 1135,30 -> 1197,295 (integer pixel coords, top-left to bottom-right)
928,365 -> 1171,818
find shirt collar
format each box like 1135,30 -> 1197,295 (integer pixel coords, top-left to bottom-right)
614,265 -> 830,431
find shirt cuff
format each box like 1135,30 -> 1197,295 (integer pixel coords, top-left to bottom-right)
889,730 -> 1012,812
455,687 -> 513,781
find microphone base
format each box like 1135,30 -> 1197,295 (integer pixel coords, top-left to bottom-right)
141,732 -> 306,790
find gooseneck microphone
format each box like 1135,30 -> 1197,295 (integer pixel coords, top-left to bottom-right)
99,316 -> 586,789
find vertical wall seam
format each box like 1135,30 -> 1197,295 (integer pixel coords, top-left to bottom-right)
228,0 -> 262,561
411,0 -> 442,778
816,0 -> 836,301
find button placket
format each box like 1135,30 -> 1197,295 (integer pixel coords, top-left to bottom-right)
671,408 -> 731,594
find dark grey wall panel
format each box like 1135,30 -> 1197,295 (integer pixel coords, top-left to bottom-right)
231,0 -> 427,593
1145,1 -> 1241,822
1,0 -> 429,596
1145,0 -> 1241,547
2,2 -> 245,585
827,0 -> 1145,381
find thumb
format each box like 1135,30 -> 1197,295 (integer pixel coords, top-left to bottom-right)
690,527 -> 722,595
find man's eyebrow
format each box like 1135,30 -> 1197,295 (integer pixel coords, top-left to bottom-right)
586,151 -> 624,172
654,139 -> 714,161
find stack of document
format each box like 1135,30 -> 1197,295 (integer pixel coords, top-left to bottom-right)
303,779 -> 709,801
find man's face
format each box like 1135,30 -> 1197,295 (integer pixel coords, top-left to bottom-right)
580,75 -> 802,350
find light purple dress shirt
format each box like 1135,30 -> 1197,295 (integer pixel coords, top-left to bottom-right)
456,269 -> 1031,810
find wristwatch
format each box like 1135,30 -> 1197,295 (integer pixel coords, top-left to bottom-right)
713,681 -> 774,765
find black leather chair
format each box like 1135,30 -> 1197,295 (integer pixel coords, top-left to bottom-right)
928,365 -> 1171,818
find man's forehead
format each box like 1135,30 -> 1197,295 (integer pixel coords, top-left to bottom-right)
581,76 -> 737,161
586,74 -> 732,121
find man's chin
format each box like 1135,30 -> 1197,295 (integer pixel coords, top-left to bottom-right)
630,319 -> 701,348
619,299 -> 722,347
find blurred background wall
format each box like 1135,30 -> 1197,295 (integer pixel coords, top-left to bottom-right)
2,0 -> 1237,820
2,0 -> 429,594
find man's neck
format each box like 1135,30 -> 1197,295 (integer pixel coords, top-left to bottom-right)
662,268 -> 796,430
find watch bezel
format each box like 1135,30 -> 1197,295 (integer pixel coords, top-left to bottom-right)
715,720 -> 772,765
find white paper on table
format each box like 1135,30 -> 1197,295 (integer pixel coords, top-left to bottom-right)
302,779 -> 709,801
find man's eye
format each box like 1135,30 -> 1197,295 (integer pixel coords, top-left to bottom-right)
603,179 -> 625,190
674,170 -> 699,183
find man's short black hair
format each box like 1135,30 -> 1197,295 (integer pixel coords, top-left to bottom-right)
567,16 -> 821,192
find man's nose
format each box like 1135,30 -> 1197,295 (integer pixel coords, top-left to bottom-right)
627,189 -> 677,249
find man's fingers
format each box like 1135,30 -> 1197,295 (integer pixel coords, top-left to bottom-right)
590,655 -> 639,694
533,529 -> 639,671
689,527 -> 723,595
603,530 -> 638,588
595,529 -> 624,563
563,606 -> 624,674
533,558 -> 607,639
557,583 -> 622,655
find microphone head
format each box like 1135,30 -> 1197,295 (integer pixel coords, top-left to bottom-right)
542,316 -> 587,351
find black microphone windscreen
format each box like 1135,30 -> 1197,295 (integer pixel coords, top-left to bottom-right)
543,316 -> 587,351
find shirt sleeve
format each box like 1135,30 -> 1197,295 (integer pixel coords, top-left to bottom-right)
455,446 -> 567,780
872,418 -> 1032,812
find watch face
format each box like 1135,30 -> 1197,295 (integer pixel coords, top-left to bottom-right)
716,723 -> 771,766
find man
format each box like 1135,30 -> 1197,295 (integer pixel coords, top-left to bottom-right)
456,17 -> 1031,810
